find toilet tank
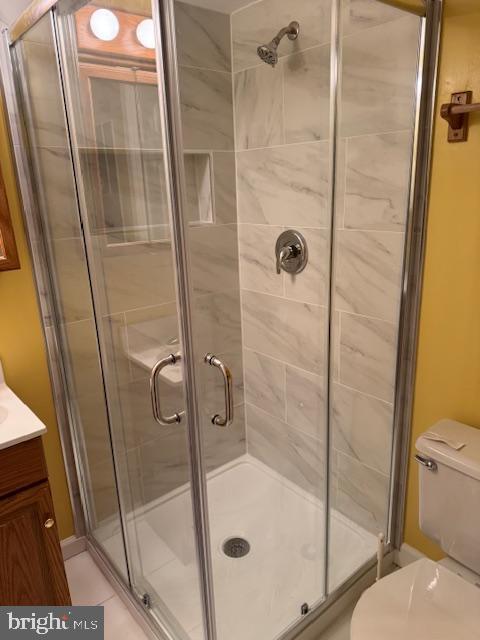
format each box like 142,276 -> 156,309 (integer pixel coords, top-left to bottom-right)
416,419 -> 480,574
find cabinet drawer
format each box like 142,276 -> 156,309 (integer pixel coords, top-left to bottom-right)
0,438 -> 47,498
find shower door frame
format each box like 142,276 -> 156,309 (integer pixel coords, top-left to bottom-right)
0,0 -> 443,638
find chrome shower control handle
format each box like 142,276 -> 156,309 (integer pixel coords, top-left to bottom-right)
204,354 -> 233,427
150,354 -> 184,426
275,230 -> 308,275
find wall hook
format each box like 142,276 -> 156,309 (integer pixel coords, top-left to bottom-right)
440,91 -> 480,142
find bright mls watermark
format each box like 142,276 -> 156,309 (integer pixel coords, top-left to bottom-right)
0,607 -> 104,639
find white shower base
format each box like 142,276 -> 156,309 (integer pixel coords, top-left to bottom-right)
99,455 -> 377,640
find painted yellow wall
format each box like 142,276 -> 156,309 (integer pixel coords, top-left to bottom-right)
404,0 -> 480,558
0,96 -> 74,540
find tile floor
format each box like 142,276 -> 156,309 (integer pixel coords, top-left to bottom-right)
65,550 -> 351,640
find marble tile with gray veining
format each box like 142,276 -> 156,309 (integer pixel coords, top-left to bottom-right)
332,382 -> 393,475
232,0 -> 331,72
52,237 -> 94,323
342,0 -> 406,36
283,45 -> 331,143
201,404 -> 246,472
21,41 -> 69,148
286,366 -> 325,440
335,229 -> 405,322
242,290 -> 325,374
339,312 -> 397,402
344,131 -> 412,231
91,238 -> 177,315
234,64 -> 283,150
237,142 -> 330,227
341,16 -> 420,137
247,403 -> 324,497
244,349 -> 286,420
284,227 -> 329,306
189,224 -> 240,296
175,1 -> 231,72
192,290 -> 243,357
180,66 -> 234,150
332,449 -> 390,534
212,152 -> 237,225
36,147 -> 81,240
239,224 -> 285,296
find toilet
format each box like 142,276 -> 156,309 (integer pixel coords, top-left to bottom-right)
351,419 -> 480,639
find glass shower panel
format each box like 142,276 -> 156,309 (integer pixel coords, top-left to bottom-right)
328,0 -> 422,589
54,2 -> 206,637
172,0 -> 332,637
12,14 -> 127,579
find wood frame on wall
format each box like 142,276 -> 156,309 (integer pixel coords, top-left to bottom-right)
0,163 -> 20,272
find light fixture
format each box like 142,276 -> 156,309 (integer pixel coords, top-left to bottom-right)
136,18 -> 155,50
89,8 -> 120,42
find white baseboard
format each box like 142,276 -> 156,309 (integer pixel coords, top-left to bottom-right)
61,535 -> 87,561
394,543 -> 425,568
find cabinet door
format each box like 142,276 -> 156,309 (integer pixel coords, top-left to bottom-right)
0,482 -> 71,605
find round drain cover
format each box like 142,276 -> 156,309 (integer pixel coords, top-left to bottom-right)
222,537 -> 250,558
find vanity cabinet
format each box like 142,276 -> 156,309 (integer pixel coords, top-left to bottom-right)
0,437 -> 71,605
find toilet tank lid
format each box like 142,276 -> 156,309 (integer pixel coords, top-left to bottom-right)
416,419 -> 480,480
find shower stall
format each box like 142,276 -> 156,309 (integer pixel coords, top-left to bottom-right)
0,0 -> 440,638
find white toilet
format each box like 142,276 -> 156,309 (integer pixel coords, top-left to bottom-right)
351,419 -> 480,640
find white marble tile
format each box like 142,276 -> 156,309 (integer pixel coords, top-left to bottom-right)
333,450 -> 390,534
212,152 -> 237,225
283,45 -> 331,143
344,131 -> 413,231
201,403 -> 246,472
339,313 -> 397,402
51,237 -> 93,323
284,227 -> 329,306
232,0 -> 331,72
239,224 -> 284,295
189,224 -> 240,296
180,66 -> 234,150
244,349 -> 286,420
286,365 -> 325,440
237,142 -> 330,227
192,290 -> 243,356
342,0 -> 406,36
242,290 -> 325,375
234,64 -> 284,150
175,1 -> 231,71
65,552 -> 115,606
340,16 -> 420,137
332,383 -> 393,475
335,229 -> 405,322
247,404 -> 324,497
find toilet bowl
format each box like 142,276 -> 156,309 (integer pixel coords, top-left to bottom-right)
351,419 -> 480,639
351,558 -> 480,639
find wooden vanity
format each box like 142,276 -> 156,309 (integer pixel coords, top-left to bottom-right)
0,366 -> 70,605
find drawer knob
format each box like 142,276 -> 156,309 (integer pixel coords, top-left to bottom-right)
44,518 -> 55,529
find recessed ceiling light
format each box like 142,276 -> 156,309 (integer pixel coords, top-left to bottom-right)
136,18 -> 155,50
90,9 -> 120,42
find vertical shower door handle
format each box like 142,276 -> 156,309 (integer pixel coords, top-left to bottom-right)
150,353 -> 183,425
204,354 -> 234,427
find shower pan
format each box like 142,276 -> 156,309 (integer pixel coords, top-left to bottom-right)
0,0 -> 441,639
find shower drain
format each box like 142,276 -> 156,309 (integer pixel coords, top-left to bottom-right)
222,537 -> 250,558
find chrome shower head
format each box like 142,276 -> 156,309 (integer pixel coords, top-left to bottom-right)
257,21 -> 300,67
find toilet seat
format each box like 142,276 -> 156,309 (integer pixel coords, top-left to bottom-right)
351,558 -> 480,640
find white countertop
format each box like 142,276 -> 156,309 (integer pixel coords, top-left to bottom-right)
0,362 -> 47,450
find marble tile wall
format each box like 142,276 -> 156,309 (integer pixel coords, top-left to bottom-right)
233,0 -> 419,533
233,0 -> 332,499
329,3 -> 419,535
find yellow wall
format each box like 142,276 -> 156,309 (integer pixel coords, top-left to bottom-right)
404,0 -> 480,558
0,96 -> 74,540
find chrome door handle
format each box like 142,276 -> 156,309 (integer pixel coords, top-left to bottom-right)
204,353 -> 233,427
150,353 -> 183,425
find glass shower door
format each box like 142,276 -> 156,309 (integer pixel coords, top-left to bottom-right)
53,2 -> 208,638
